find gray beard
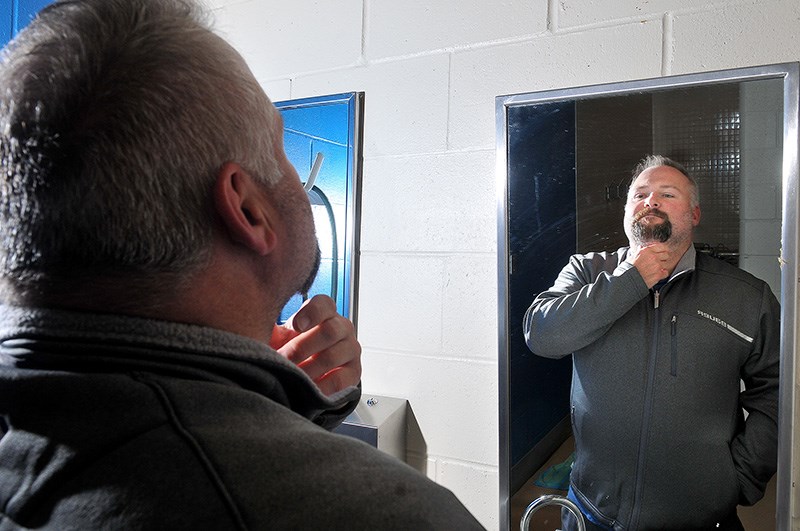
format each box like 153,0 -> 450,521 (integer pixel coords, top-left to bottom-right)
631,216 -> 672,244
299,244 -> 322,297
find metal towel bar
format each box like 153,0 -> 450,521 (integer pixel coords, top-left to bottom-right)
520,494 -> 586,531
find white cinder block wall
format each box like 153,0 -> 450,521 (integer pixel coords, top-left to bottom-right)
206,1 -> 800,529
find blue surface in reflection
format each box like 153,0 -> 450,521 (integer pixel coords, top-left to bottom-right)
1,0 -> 56,46
276,93 -> 360,323
0,8 -> 10,44
15,0 -> 54,33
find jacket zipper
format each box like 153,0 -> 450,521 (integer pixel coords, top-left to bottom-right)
630,287 -> 662,529
671,315 -> 678,376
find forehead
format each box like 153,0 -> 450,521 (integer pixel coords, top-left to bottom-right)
630,165 -> 692,194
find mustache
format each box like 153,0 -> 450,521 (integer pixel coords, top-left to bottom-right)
632,207 -> 668,223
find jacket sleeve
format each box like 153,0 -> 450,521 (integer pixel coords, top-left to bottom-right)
312,383 -> 361,431
732,284 -> 780,505
523,253 -> 650,358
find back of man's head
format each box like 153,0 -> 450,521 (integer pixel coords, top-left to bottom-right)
0,0 -> 281,307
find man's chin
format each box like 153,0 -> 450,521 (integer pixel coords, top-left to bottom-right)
631,221 -> 672,244
298,245 -> 322,296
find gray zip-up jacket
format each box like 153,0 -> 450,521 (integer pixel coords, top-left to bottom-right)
0,305 -> 485,530
523,246 -> 779,530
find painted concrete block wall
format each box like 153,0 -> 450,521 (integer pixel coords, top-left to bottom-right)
206,0 -> 800,529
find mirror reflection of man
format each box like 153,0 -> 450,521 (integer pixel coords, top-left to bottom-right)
0,0 -> 485,528
524,155 -> 779,530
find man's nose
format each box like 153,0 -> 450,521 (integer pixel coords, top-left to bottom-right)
644,193 -> 659,208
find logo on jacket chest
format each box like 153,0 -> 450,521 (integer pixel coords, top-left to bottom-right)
696,309 -> 753,343
697,309 -> 727,328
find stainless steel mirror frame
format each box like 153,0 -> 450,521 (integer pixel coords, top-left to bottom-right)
778,62 -> 798,531
496,63 -> 799,531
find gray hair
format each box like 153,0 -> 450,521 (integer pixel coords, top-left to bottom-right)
630,154 -> 700,208
0,0 -> 281,303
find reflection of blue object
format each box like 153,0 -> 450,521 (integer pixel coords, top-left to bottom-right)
15,0 -> 55,33
533,452 -> 574,491
1,0 -> 57,46
304,152 -> 324,192
0,7 -> 10,44
307,185 -> 337,303
275,93 -> 362,324
278,173 -> 340,322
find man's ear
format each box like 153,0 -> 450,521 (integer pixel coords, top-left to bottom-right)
692,205 -> 701,227
213,162 -> 277,255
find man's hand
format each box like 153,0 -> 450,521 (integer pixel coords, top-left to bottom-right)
628,243 -> 678,288
269,295 -> 362,396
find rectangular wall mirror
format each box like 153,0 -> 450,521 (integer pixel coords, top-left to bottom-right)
275,92 -> 364,326
497,64 -> 798,530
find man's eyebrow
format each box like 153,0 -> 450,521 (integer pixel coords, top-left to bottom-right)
632,184 -> 682,192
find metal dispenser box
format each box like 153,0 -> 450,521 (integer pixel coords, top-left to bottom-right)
333,394 -> 408,463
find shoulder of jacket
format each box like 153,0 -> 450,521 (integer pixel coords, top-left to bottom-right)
569,247 -> 627,270
694,252 -> 767,292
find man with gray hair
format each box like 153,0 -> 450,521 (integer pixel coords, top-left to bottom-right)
0,0 -> 484,529
524,155 -> 779,530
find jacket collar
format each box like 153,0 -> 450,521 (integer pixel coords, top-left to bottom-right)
669,244 -> 696,281
0,304 -> 358,420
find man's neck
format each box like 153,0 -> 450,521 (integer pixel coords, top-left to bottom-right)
629,239 -> 693,278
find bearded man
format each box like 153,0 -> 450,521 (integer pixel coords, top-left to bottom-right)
523,155 -> 779,531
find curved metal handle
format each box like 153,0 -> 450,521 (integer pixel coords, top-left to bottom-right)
519,494 -> 586,531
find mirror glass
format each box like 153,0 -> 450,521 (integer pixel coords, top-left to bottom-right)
497,65 -> 798,530
275,92 -> 364,324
